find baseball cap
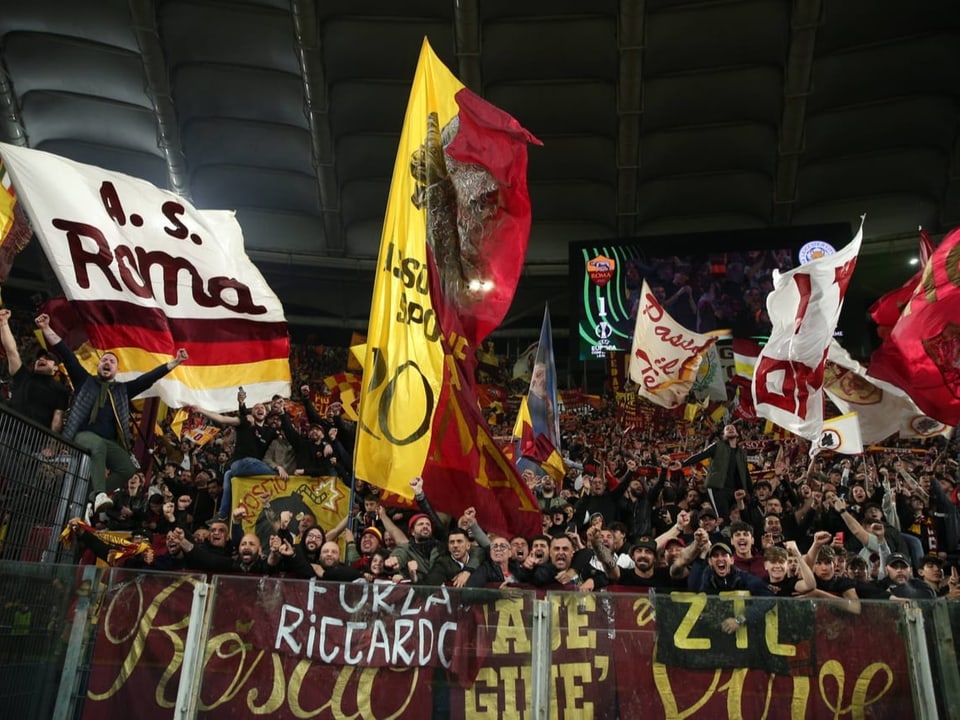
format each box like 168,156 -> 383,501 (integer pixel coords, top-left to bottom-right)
631,537 -> 657,553
699,507 -> 718,519
664,536 -> 686,548
886,553 -> 911,568
709,542 -> 732,556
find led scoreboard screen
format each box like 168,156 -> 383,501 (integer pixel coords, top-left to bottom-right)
570,224 -> 852,360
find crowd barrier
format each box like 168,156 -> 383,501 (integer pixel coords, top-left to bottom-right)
2,562 -> 958,719
0,404 -> 90,563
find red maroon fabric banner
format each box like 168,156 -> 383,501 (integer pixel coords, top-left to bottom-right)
81,574 -> 917,720
869,226 -> 960,425
869,229 -> 935,337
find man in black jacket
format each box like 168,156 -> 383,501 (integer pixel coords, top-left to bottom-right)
682,424 -> 751,521
38,312 -> 187,505
424,529 -> 482,587
176,527 -> 289,575
520,534 -> 609,591
196,388 -> 278,517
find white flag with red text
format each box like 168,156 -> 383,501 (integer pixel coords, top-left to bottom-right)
0,143 -> 291,411
629,280 -> 717,408
753,218 -> 863,439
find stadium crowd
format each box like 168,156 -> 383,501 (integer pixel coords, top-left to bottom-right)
1,307 -> 959,608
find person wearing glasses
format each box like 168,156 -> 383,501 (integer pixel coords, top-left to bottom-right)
467,536 -> 524,588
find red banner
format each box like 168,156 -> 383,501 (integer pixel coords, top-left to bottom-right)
81,576 -> 916,719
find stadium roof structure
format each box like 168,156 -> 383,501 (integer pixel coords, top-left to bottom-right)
1,0 -> 959,361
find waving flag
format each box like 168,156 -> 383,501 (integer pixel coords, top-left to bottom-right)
356,39 -> 541,537
809,412 -> 863,457
825,340 -> 950,443
629,280 -> 716,408
753,219 -> 863,439
513,306 -> 565,482
0,156 -> 32,282
869,228 -> 935,338
0,143 -> 290,411
868,226 -> 960,426
691,330 -> 730,402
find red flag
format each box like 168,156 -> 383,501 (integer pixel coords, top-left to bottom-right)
868,229 -> 935,338
868,226 -> 960,425
422,313 -> 541,539
430,87 -> 541,345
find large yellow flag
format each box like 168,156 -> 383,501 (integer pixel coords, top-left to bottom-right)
354,41 -> 463,498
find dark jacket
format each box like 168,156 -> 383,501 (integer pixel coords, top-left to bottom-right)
56,339 -> 171,446
524,548 -> 609,590
684,440 -> 751,492
423,547 -> 484,586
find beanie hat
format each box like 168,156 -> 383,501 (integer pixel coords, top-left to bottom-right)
408,513 -> 431,531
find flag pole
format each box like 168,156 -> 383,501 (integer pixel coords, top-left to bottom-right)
346,470 -> 357,533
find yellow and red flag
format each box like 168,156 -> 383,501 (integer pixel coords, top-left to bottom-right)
0,157 -> 32,282
355,39 -> 541,537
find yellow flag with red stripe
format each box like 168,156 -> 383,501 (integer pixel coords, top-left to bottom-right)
354,41 -> 464,499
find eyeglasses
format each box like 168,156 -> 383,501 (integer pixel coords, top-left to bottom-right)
490,543 -> 511,550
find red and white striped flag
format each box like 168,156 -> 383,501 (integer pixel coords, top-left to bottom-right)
0,143 -> 290,411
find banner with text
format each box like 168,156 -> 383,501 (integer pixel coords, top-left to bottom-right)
80,576 -> 916,719
0,143 -> 291,411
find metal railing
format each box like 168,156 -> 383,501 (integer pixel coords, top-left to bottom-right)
0,403 -> 90,563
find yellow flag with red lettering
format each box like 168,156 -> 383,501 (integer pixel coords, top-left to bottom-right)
354,41 -> 463,499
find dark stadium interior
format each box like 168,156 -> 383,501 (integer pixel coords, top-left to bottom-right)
1,0 -> 959,382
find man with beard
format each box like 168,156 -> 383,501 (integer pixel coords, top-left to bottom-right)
615,473 -> 652,540
535,475 -> 567,514
688,540 -> 773,633
0,309 -> 69,431
311,541 -> 364,582
424,529 -> 482,587
529,535 -> 551,565
681,424 -> 751,521
146,529 -> 190,571
864,552 -> 936,600
522,534 -> 609,591
38,313 -> 187,507
195,388 -> 278,518
277,397 -> 347,480
384,508 -> 443,583
618,537 -> 684,589
176,528 -> 286,575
